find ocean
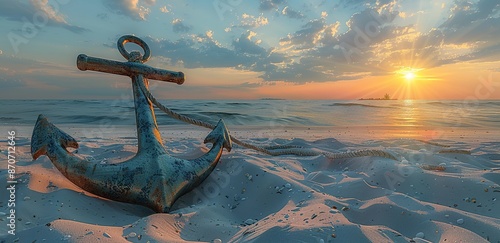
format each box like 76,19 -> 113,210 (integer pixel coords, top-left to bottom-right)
1,99 -> 499,242
1,99 -> 499,130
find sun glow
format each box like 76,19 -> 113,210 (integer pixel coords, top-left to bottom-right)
396,68 -> 421,82
404,72 -> 416,81
387,67 -> 432,100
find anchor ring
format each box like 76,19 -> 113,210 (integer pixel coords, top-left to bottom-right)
117,35 -> 151,63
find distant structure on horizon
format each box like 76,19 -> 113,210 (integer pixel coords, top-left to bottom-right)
359,93 -> 397,100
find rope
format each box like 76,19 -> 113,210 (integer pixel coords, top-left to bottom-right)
138,80 -> 399,160
416,139 -> 451,148
438,149 -> 471,155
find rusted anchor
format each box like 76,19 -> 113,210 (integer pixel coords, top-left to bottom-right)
31,35 -> 232,213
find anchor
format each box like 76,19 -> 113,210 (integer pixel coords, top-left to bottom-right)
31,35 -> 232,213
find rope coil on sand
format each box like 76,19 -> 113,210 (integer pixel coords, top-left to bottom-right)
138,80 -> 471,161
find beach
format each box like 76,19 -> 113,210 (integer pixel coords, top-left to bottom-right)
1,0 -> 499,241
0,100 -> 499,242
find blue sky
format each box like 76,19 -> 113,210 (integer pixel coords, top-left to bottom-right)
0,0 -> 499,99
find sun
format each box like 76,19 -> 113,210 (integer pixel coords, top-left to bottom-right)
396,68 -> 421,82
404,71 -> 416,81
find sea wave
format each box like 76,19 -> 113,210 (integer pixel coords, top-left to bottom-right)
65,115 -> 126,124
0,117 -> 22,121
482,101 -> 500,107
225,102 -> 253,106
199,111 -> 246,116
325,103 -> 388,108
425,101 -> 446,106
1,100 -> 498,129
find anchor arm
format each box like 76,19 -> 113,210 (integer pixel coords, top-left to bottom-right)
190,120 -> 232,184
31,115 -> 157,208
31,115 -> 106,189
153,120 -> 232,212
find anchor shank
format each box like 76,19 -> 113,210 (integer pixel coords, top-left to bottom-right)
132,74 -> 166,155
77,54 -> 184,85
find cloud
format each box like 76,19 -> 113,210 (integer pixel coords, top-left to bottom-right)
233,31 -> 266,55
143,28 -> 333,83
31,0 -> 67,23
279,18 -> 340,50
97,13 -> 109,20
443,17 -> 500,45
172,19 -> 192,33
337,0 -> 394,8
333,8 -> 399,53
141,7 -> 405,83
0,0 -> 87,33
238,13 -> 269,28
353,0 -> 500,72
268,7 -> 406,81
0,53 -> 68,74
0,55 -> 81,98
160,6 -> 169,13
381,0 -> 500,69
0,49 -> 2,55
258,62 -> 331,82
259,0 -> 286,11
282,6 -> 305,19
0,0 -> 32,21
0,77 -> 27,89
143,30 -> 287,80
145,35 -> 237,69
438,0 -> 499,48
116,1 -> 497,84
440,0 -> 499,30
103,0 -> 153,21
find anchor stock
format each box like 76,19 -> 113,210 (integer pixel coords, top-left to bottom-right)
77,34 -> 184,85
76,54 -> 184,85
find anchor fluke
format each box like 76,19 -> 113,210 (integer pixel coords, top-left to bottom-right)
204,119 -> 232,152
31,114 -> 79,160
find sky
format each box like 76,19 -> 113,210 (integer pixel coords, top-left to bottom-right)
0,0 -> 499,100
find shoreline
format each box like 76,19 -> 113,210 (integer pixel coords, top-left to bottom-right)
3,124 -> 499,143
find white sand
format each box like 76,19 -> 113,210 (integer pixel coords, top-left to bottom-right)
0,125 -> 499,242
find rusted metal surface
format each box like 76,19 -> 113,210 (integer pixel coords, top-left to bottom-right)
31,35 -> 231,213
